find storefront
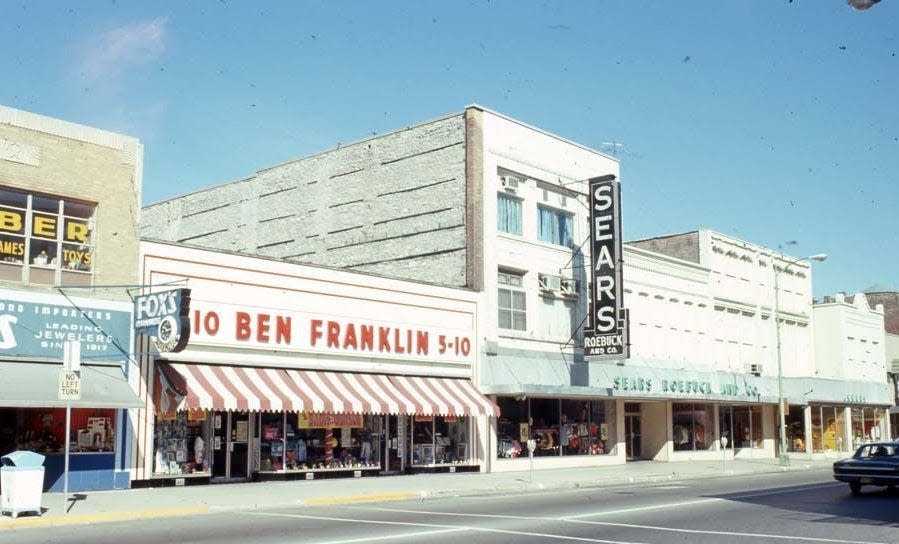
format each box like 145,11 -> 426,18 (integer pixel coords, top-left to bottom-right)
483,351 -> 780,469
783,381 -> 892,457
131,241 -> 497,486
0,288 -> 142,491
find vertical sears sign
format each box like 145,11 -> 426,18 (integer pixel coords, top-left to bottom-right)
134,288 -> 191,353
583,175 -> 629,359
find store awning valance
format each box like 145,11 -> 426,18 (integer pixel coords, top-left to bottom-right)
156,363 -> 499,417
0,361 -> 143,409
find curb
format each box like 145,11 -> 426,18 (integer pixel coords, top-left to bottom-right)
0,506 -> 209,531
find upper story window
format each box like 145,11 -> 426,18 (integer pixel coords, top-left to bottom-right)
538,206 -> 574,247
0,186 -> 96,286
498,270 -> 527,331
497,194 -> 522,236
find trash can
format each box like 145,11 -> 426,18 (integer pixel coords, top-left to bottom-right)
1,450 -> 45,519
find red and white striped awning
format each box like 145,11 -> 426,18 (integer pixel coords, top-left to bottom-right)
156,363 -> 499,417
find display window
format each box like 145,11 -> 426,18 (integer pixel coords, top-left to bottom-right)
282,413 -> 379,471
154,410 -> 208,475
0,185 -> 96,285
411,415 -> 470,466
0,407 -> 116,457
722,405 -> 763,450
812,405 -> 848,453
785,405 -> 806,452
673,403 -> 713,451
495,396 -> 615,459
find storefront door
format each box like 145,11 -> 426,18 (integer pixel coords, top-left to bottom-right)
211,411 -> 250,480
381,414 -> 404,473
625,414 -> 642,460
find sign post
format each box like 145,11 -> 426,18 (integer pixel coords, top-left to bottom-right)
527,438 -> 536,483
59,341 -> 81,515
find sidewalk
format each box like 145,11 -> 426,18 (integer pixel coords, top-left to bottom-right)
0,457 -> 834,531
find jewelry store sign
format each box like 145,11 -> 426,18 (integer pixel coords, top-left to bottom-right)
0,287 -> 130,361
583,175 -> 629,359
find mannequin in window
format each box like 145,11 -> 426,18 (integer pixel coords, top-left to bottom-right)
33,250 -> 48,266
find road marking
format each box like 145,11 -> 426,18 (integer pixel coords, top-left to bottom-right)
292,527 -> 468,544
564,519 -> 886,544
246,511 -> 649,544
564,497 -> 721,518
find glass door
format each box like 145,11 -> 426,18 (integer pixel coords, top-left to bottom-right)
625,414 -> 642,460
212,411 -> 227,478
229,411 -> 250,479
381,414 -> 405,473
211,411 -> 251,480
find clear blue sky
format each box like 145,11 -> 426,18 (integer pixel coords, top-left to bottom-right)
2,1 -> 897,297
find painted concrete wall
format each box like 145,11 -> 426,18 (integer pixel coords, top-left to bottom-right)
141,113 -> 469,287
813,293 -> 887,382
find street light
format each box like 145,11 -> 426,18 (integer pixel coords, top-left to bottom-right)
774,252 -> 827,466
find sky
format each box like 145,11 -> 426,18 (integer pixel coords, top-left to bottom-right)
1,1 -> 897,298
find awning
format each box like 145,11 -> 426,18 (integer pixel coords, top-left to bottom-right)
156,363 -> 499,417
0,361 -> 142,409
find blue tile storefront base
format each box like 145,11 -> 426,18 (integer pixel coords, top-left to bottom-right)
42,452 -> 118,492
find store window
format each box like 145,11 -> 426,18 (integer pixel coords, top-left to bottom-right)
786,405 -> 806,452
813,405 -> 847,453
0,407 -> 116,458
497,194 -> 522,236
495,397 -> 615,459
289,413 -> 380,470
496,397 -> 527,458
154,410 -> 208,475
411,415 -> 470,466
259,412 -> 285,471
537,206 -> 574,247
0,186 -> 96,285
498,270 -> 526,331
673,403 -> 713,451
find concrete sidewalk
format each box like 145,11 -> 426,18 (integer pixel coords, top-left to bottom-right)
0,457 -> 835,531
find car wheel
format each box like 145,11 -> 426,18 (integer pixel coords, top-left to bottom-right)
849,482 -> 862,495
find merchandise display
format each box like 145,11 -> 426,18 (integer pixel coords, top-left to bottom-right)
0,407 -> 116,455
153,411 -> 208,475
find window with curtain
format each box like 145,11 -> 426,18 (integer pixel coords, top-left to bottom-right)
537,206 -> 573,247
497,194 -> 522,236
498,271 -> 526,331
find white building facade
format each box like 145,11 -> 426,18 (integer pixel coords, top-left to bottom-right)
131,240 -> 497,487
138,107 -> 892,472
810,293 -> 892,452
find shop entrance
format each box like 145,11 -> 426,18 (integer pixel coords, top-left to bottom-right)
624,407 -> 642,460
381,414 -> 404,474
211,411 -> 251,480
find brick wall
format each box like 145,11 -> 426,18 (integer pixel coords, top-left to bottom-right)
866,291 -> 899,335
0,119 -> 142,289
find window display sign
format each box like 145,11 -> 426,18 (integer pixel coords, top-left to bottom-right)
0,287 -> 130,361
298,412 -> 363,429
583,175 -> 629,359
0,186 -> 96,272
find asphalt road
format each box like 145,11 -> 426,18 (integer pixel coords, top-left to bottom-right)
8,470 -> 899,544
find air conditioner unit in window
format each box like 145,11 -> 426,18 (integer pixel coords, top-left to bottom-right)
500,175 -> 521,191
748,363 -> 763,376
538,274 -> 561,293
560,278 -> 577,297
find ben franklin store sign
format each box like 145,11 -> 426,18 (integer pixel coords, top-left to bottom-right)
583,175 -> 630,359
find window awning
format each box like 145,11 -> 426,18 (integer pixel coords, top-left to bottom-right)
0,361 -> 143,409
156,363 -> 499,417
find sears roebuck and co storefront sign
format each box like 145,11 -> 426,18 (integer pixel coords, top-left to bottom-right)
583,175 -> 629,360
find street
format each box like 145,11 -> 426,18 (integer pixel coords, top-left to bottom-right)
6,470 -> 897,544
